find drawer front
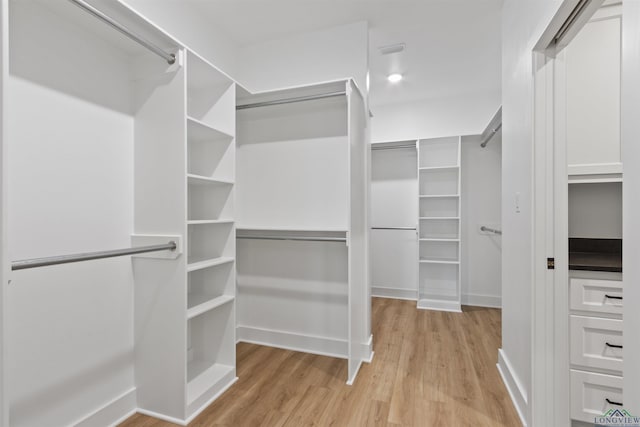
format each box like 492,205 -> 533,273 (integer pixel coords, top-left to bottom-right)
570,277 -> 623,315
570,315 -> 623,373
571,369 -> 623,423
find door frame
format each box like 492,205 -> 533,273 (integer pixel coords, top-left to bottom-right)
530,0 -> 640,425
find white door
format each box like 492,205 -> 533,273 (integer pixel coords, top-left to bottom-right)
370,143 -> 418,300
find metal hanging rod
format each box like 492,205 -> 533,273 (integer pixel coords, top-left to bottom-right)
236,91 -> 346,110
12,241 -> 177,271
480,106 -> 502,148
371,144 -> 416,151
237,235 -> 346,243
480,226 -> 502,235
371,227 -> 417,230
68,0 -> 176,65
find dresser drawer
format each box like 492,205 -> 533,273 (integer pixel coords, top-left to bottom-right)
571,369 -> 623,423
570,277 -> 623,315
570,315 -> 623,373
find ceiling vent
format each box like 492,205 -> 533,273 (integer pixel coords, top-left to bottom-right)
378,43 -> 405,55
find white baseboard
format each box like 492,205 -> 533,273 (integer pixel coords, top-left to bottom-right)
497,349 -> 528,427
372,286 -> 418,301
417,298 -> 462,312
362,334 -> 374,363
137,408 -> 188,426
73,387 -> 137,427
237,325 -> 348,359
461,293 -> 502,308
185,376 -> 238,424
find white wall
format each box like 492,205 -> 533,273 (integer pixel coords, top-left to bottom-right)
501,0 -> 563,423
7,2 -> 135,425
120,0 -> 239,78
461,135 -> 502,308
236,21 -> 368,97
371,90 -> 500,143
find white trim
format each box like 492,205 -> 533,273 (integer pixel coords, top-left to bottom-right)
136,408 -> 187,426
361,334 -> 374,363
461,293 -> 501,308
346,359 -> 363,386
236,326 -> 348,359
567,162 -> 622,175
416,298 -> 462,312
371,286 -> 417,301
185,377 -> 238,424
497,349 -> 528,427
72,387 -> 137,427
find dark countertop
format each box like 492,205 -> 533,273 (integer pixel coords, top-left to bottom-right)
569,238 -> 622,273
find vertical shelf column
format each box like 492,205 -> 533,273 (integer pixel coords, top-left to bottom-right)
417,136 -> 462,312
184,50 -> 237,420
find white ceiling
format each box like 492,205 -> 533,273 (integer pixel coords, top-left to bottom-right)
187,0 -> 502,107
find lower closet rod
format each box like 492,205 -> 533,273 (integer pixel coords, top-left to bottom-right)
237,236 -> 346,243
11,241 -> 177,271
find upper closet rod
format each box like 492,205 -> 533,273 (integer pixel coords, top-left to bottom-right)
480,106 -> 502,148
236,91 -> 346,110
68,0 -> 176,65
11,241 -> 177,271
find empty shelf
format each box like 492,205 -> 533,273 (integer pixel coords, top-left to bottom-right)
187,116 -> 233,141
419,238 -> 460,242
187,174 -> 234,186
187,362 -> 235,405
187,294 -> 234,319
419,165 -> 459,171
419,258 -> 460,265
419,194 -> 459,198
187,219 -> 234,225
187,257 -> 235,272
419,217 -> 460,220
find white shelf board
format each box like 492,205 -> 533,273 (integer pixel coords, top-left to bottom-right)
187,174 -> 234,186
187,219 -> 234,225
187,257 -> 235,272
419,217 -> 460,220
187,294 -> 234,319
419,259 -> 460,265
236,225 -> 347,233
419,165 -> 459,171
419,238 -> 460,242
187,116 -> 234,142
187,362 -> 235,405
419,194 -> 460,199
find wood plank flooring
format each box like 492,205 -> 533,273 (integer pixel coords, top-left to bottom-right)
120,298 -> 521,426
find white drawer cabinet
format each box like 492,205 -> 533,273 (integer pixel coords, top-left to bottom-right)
570,277 -> 623,315
571,370 -> 623,423
570,315 -> 623,373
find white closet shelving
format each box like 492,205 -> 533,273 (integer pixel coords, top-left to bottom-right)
235,80 -> 371,385
134,46 -> 237,422
417,137 -> 462,312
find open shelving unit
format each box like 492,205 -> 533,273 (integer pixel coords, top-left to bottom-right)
416,136 -> 462,312
184,50 -> 237,419
134,47 -> 237,423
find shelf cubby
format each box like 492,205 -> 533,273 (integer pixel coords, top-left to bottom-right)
186,302 -> 235,406
187,222 -> 234,265
187,117 -> 234,180
419,168 -> 459,196
187,259 -> 235,318
187,51 -> 235,134
188,182 -> 234,222
418,137 -> 460,168
419,263 -> 460,299
419,195 -> 459,218
420,240 -> 459,262
419,218 -> 459,240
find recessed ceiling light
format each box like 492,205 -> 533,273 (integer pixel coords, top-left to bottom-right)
387,73 -> 403,83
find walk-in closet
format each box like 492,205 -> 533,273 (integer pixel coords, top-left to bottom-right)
1,0 -> 637,426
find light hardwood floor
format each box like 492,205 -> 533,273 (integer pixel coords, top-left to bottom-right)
121,298 -> 521,426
